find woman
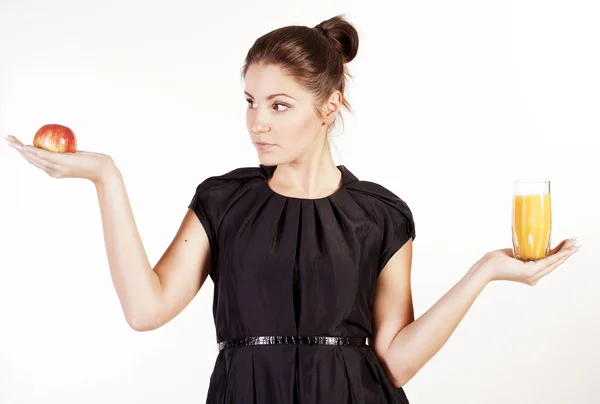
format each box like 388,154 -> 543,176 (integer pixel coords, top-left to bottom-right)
5,14 -> 578,404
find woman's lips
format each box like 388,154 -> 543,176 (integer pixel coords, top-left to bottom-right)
255,142 -> 276,151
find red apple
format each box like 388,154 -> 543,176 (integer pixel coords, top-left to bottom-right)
33,124 -> 77,153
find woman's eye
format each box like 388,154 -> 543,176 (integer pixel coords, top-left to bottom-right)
273,103 -> 288,112
246,99 -> 288,113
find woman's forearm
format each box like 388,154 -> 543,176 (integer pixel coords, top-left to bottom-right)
385,261 -> 492,386
94,161 -> 162,329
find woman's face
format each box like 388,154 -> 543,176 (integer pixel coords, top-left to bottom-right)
244,63 -> 338,166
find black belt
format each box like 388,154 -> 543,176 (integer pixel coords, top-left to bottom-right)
218,336 -> 367,352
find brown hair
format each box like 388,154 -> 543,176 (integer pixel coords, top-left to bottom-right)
241,14 -> 359,134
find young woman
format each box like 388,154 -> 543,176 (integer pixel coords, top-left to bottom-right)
6,14 -> 578,404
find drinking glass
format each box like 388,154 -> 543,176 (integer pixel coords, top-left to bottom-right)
512,180 -> 552,261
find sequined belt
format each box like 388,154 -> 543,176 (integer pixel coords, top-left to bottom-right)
218,336 -> 368,352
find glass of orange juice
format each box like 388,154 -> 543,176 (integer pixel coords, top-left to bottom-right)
512,180 -> 552,261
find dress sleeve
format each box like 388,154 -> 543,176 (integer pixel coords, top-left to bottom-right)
188,177 -> 222,259
377,195 -> 416,275
187,167 -> 262,272
345,179 -> 416,275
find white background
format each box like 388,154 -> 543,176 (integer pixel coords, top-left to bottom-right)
1,0 -> 598,403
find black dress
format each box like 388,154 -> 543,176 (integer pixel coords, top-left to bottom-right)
188,164 -> 416,404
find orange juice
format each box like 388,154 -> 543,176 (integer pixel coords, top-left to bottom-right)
512,194 -> 552,260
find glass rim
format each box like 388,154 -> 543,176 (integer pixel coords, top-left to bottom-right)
513,179 -> 551,184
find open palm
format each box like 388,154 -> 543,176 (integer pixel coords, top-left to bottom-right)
5,135 -> 114,184
484,238 -> 580,285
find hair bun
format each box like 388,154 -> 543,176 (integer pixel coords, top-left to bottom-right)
314,15 -> 359,64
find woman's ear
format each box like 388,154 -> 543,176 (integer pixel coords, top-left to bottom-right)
321,90 -> 342,124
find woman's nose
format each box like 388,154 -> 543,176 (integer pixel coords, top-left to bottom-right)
250,119 -> 270,134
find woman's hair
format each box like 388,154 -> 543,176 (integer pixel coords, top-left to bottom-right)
241,14 -> 359,134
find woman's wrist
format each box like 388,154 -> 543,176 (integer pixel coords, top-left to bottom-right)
468,256 -> 496,285
93,155 -> 120,187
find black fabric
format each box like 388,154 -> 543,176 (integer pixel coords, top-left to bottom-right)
188,164 -> 415,404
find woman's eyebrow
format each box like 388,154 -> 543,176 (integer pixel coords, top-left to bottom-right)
244,91 -> 296,100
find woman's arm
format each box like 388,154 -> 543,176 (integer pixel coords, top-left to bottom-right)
7,138 -> 212,332
372,238 -> 578,387
371,241 -> 488,387
95,161 -> 211,331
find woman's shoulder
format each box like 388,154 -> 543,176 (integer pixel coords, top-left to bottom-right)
344,174 -> 415,237
345,174 -> 411,210
189,165 -> 267,213
345,178 -> 402,201
188,165 -> 266,227
193,165 -> 266,192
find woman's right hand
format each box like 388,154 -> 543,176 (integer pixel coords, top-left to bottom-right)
5,135 -> 116,185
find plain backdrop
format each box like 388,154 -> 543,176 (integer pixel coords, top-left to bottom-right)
1,0 -> 598,403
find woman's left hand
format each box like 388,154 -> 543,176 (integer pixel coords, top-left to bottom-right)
479,238 -> 580,286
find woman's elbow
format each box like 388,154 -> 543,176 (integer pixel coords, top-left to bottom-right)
126,313 -> 161,332
129,320 -> 154,332
375,347 -> 415,388
389,370 -> 414,389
